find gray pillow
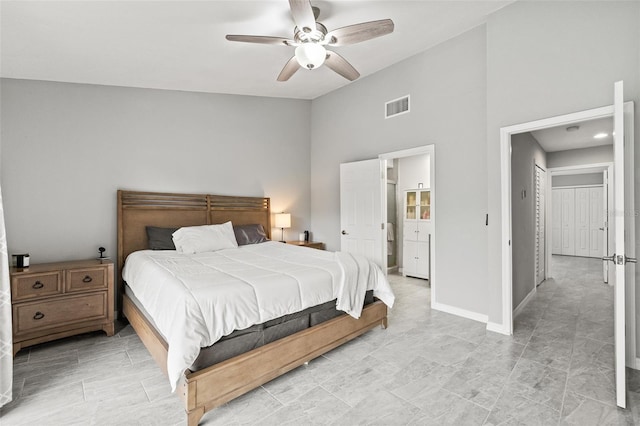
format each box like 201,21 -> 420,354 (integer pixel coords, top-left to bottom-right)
146,226 -> 178,250
233,224 -> 269,246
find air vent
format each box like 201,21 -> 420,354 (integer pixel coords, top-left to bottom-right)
385,95 -> 410,119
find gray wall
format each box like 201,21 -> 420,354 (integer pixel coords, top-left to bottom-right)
547,145 -> 613,169
511,133 -> 546,310
552,173 -> 603,187
0,79 -> 311,263
311,26 -> 488,316
485,1 -> 640,325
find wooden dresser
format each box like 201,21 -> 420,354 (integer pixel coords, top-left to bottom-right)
10,259 -> 115,355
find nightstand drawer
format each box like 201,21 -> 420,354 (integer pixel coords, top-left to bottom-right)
13,292 -> 108,335
66,267 -> 107,292
11,271 -> 63,301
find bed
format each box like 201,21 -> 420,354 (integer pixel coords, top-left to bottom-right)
117,190 -> 392,425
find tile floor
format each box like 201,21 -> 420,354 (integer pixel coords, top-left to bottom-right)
2,255 -> 640,425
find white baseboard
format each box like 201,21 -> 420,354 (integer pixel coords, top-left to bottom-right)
432,301 -> 488,324
513,286 -> 537,319
486,321 -> 510,336
633,358 -> 640,370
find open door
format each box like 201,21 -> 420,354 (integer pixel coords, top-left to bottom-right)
340,159 -> 385,267
607,80 -> 636,408
602,169 -> 609,284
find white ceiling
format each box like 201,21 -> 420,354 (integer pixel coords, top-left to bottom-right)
531,117 -> 614,153
0,1 -> 512,100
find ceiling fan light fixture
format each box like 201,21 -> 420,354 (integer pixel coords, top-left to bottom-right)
225,2 -> 393,81
295,43 -> 326,70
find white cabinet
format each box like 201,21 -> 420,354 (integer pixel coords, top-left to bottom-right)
403,189 -> 430,279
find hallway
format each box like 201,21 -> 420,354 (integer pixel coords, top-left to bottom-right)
512,254 -> 639,422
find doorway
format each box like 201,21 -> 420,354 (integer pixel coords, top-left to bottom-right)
339,145 -> 436,305
379,146 -> 435,293
549,163 -> 613,284
499,89 -> 636,408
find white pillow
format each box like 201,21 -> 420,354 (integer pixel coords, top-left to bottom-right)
172,222 -> 238,254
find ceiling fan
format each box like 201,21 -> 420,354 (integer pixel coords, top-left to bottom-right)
225,0 -> 394,82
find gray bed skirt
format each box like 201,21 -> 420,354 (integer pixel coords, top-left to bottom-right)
124,285 -> 374,372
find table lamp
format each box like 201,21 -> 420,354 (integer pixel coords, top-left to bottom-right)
274,213 -> 291,243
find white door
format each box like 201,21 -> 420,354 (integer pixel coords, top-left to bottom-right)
560,189 -> 575,255
603,170 -> 609,283
588,187 -> 604,258
575,188 -> 590,257
611,80 -> 636,408
535,165 -> 546,285
340,159 -> 384,268
551,189 -> 562,254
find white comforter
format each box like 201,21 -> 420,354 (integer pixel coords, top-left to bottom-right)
122,241 -> 395,391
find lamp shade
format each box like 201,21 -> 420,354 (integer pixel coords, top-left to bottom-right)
274,213 -> 291,229
295,43 -> 326,70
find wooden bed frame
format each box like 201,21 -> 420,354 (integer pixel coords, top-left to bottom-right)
117,190 -> 388,425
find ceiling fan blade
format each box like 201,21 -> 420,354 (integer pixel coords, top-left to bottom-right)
326,19 -> 394,46
226,35 -> 295,46
277,57 -> 301,81
325,51 -> 360,81
289,0 -> 316,33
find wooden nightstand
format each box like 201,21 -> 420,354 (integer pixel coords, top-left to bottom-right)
285,241 -> 325,250
10,259 -> 115,356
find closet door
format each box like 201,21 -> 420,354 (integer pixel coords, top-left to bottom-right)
561,188 -> 575,255
552,189 -> 562,254
575,188 -> 590,257
589,186 -> 604,258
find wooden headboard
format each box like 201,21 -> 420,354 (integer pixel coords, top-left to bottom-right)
116,190 -> 271,312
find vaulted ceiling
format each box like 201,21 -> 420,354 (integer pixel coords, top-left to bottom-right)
0,1 -> 512,99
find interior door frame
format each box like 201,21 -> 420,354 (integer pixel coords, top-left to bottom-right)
379,145 -> 436,306
546,162 -> 613,282
498,102 -> 635,372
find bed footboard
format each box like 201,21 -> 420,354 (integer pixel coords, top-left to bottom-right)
123,294 -> 387,425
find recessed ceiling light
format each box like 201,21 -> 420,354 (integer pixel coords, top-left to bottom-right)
566,125 -> 580,132
594,133 -> 608,139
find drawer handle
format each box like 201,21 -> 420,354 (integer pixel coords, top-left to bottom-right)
82,276 -> 93,283
32,281 -> 44,289
33,311 -> 45,320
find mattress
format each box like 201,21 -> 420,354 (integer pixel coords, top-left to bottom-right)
125,285 -> 374,371
122,241 -> 395,391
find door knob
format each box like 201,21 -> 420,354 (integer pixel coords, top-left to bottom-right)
341,230 -> 348,235
599,227 -> 605,231
602,254 -> 636,265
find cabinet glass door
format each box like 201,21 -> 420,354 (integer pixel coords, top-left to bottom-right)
406,191 -> 417,219
420,190 -> 430,220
